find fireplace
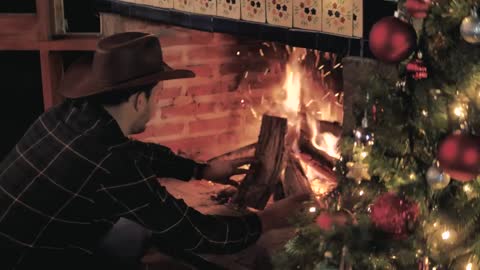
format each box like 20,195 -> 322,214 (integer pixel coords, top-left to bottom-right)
101,12 -> 344,207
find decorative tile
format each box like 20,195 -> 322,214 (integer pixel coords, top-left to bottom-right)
217,0 -> 241,19
322,0 -> 353,37
136,0 -> 174,8
174,0 -> 194,12
293,0 -> 321,31
352,0 -> 363,38
266,0 -> 293,27
194,0 -> 217,15
241,0 -> 266,23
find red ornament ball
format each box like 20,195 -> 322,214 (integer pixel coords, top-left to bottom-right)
370,192 -> 419,239
369,17 -> 417,63
315,211 -> 350,231
438,133 -> 480,182
404,0 -> 432,19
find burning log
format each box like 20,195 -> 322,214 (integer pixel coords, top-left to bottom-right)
282,153 -> 313,197
207,143 -> 256,163
233,114 -> 288,210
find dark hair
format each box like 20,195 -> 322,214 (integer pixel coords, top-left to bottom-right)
81,83 -> 157,106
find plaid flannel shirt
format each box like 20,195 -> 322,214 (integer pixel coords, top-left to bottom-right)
0,100 -> 261,269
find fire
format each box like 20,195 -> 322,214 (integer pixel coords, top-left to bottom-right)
269,47 -> 341,197
307,114 -> 340,159
282,64 -> 301,114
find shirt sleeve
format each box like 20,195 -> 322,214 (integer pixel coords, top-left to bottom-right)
130,141 -> 199,181
97,153 -> 262,255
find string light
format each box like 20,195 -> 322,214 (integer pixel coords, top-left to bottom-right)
409,173 -> 416,180
466,262 -> 473,270
464,184 -> 472,193
442,230 -> 451,240
309,206 -> 317,213
454,106 -> 466,118
359,190 -> 365,196
422,109 -> 428,116
361,151 -> 368,158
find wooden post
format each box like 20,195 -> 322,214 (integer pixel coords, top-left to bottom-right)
40,51 -> 64,110
233,115 -> 288,210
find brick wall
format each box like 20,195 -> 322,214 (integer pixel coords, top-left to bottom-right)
101,13 -> 343,161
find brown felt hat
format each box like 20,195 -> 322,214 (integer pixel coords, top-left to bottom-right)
58,32 -> 195,98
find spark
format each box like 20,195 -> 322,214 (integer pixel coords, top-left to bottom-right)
333,63 -> 342,69
323,71 -> 331,78
236,51 -> 241,56
359,190 -> 364,196
309,206 -> 317,213
318,65 -> 325,70
259,49 -> 264,57
306,100 -> 314,107
244,71 -> 249,78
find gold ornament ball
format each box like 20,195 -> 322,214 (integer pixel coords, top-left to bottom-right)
426,166 -> 451,190
460,7 -> 480,44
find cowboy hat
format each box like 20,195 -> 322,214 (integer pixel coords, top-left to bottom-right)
58,32 -> 195,98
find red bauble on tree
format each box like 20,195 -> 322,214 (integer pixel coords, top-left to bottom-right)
406,52 -> 428,80
315,211 -> 351,231
370,192 -> 419,239
404,0 -> 432,19
369,16 -> 417,63
438,133 -> 480,182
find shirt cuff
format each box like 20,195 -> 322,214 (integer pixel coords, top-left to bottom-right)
244,213 -> 263,237
192,162 -> 208,180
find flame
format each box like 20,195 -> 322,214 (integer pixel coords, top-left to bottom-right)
307,114 -> 340,159
282,64 -> 302,113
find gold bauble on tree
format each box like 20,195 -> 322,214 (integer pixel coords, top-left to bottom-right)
460,6 -> 480,44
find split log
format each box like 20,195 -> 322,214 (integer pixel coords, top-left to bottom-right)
282,153 -> 313,197
207,143 -> 256,163
233,115 -> 288,210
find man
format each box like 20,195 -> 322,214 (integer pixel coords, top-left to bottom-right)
0,32 -> 309,269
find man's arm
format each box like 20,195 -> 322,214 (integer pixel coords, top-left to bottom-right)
131,141 -> 203,181
96,155 -> 262,254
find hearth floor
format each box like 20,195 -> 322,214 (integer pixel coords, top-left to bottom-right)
141,178 -> 295,270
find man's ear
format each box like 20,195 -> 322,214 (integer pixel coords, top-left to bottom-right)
133,92 -> 146,112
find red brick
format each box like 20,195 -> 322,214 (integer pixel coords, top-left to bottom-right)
196,102 -> 219,115
219,60 -> 270,75
189,116 -> 242,133
161,135 -> 218,152
186,82 -> 223,96
217,131 -> 244,145
184,64 -> 215,78
161,103 -> 197,119
156,87 -> 182,99
150,122 -> 185,137
186,45 -> 254,61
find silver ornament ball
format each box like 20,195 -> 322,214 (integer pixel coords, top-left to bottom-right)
460,7 -> 480,44
426,166 -> 451,190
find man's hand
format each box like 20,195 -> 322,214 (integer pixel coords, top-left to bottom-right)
201,157 -> 256,186
258,193 -> 312,231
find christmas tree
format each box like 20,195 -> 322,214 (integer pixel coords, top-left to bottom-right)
274,0 -> 480,269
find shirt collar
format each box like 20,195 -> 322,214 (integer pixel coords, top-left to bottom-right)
61,99 -> 130,147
